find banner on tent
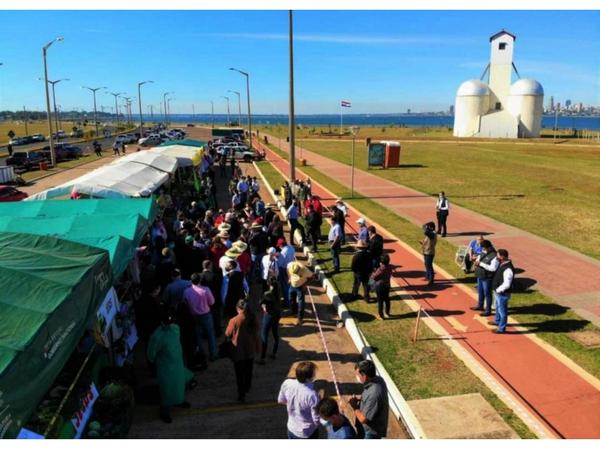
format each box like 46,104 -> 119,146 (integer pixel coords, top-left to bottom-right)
94,288 -> 120,347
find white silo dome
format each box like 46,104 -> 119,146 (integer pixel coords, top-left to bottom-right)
457,79 -> 490,97
510,79 -> 544,96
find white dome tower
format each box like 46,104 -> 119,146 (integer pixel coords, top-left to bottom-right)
453,80 -> 490,137
508,79 -> 544,137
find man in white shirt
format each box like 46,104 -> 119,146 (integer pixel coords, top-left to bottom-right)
328,216 -> 342,273
261,247 -> 280,287
435,191 -> 450,237
489,249 -> 514,334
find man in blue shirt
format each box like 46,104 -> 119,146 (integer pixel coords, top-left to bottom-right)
464,235 -> 484,273
317,398 -> 356,439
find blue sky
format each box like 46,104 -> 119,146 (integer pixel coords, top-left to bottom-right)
0,10 -> 598,114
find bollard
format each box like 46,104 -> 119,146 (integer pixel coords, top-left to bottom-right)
412,307 -> 422,343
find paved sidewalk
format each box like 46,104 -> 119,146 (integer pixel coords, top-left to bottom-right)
258,141 -> 600,438
263,132 -> 600,327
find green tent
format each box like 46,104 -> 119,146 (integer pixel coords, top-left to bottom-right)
0,233 -> 112,439
0,198 -> 157,225
158,138 -> 206,148
0,214 -> 147,278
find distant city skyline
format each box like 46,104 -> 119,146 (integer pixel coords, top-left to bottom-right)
0,10 -> 598,114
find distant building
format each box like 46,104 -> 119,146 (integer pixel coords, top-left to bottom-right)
577,102 -> 583,113
549,96 -> 555,112
565,99 -> 572,109
449,105 -> 455,115
407,108 -> 411,114
453,29 -> 544,138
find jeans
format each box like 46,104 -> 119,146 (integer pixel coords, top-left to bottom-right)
261,312 -> 280,358
476,278 -> 493,313
436,211 -> 448,236
288,285 -> 305,320
495,292 -> 510,332
278,270 -> 290,307
352,273 -> 371,301
289,218 -> 299,244
376,283 -> 391,317
364,431 -> 381,439
309,227 -> 320,251
330,244 -> 341,272
233,358 -> 254,399
193,313 -> 217,359
251,253 -> 264,284
287,429 -> 319,439
423,254 -> 435,281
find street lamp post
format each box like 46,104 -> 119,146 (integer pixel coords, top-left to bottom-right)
350,126 -> 360,198
42,36 -> 64,167
42,78 -> 69,133
167,98 -> 173,125
229,67 -> 252,148
228,90 -> 242,126
210,100 -> 214,129
107,92 -> 123,128
163,92 -> 173,125
83,86 -> 106,137
288,10 -> 296,180
137,80 -> 153,135
221,96 -> 231,125
553,107 -> 559,143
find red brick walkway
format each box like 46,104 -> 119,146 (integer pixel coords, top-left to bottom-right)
262,133 -> 600,327
257,140 -> 600,439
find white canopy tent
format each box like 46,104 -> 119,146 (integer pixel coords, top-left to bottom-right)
27,161 -> 170,201
110,151 -> 179,174
149,145 -> 203,167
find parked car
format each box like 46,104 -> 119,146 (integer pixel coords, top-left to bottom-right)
0,185 -> 28,202
8,137 -> 28,146
124,133 -> 137,144
30,133 -> 46,142
138,135 -> 162,146
70,129 -> 84,138
49,130 -> 66,140
6,151 -> 48,169
114,135 -> 129,145
221,146 -> 256,162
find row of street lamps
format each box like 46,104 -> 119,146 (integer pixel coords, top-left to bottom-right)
37,36 -> 254,166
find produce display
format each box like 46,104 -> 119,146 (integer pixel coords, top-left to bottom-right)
84,383 -> 135,439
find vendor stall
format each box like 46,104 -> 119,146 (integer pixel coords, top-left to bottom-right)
149,144 -> 204,167
110,152 -> 179,174
0,233 -> 112,439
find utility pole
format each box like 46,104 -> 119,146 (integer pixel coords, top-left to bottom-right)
137,80 -> 153,135
83,86 -> 106,137
210,100 -> 214,129
107,92 -> 123,129
23,106 -> 28,135
228,90 -> 242,126
229,67 -> 253,148
288,10 -> 296,180
163,92 -> 173,125
221,96 -> 231,125
42,36 -> 64,167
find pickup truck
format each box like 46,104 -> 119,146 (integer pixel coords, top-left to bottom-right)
6,151 -> 48,170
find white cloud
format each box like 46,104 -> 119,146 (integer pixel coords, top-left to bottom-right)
191,32 -> 476,46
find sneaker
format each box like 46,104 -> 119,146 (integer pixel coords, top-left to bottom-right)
376,315 -> 384,321
480,312 -> 491,317
470,306 -> 484,311
492,329 -> 505,334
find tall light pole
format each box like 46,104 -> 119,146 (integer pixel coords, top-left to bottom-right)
163,92 -> 173,125
210,100 -> 214,129
122,96 -> 132,124
553,107 -> 559,143
167,98 -> 174,125
228,90 -> 242,126
137,80 -> 153,135
288,10 -> 296,180
229,67 -> 252,148
42,36 -> 64,167
82,86 -> 106,137
221,96 -> 231,125
107,92 -> 123,128
350,126 -> 360,198
41,78 -> 69,133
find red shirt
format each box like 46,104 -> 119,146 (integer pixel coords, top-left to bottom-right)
311,199 -> 323,215
210,245 -> 226,268
237,251 -> 252,274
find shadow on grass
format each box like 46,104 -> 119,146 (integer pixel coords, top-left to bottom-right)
509,319 -> 590,334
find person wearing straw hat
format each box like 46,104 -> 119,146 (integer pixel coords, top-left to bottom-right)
351,240 -> 372,302
233,240 -> 252,278
287,260 -> 314,326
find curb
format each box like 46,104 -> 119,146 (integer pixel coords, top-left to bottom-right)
253,160 -> 427,439
253,156 -> 558,439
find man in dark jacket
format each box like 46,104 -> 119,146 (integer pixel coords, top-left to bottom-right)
223,260 -> 246,319
351,240 -> 372,302
305,204 -> 322,252
471,240 -> 496,316
367,226 -> 384,269
199,260 -> 224,336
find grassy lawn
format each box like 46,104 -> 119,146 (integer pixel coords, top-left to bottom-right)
261,124 -> 590,143
256,159 -> 535,438
272,138 -> 600,261
0,120 -> 82,143
21,154 -> 104,182
258,146 -> 600,380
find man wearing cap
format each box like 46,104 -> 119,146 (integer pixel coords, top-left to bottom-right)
287,260 -> 314,325
351,240 -> 372,302
356,218 -> 369,243
261,247 -> 280,290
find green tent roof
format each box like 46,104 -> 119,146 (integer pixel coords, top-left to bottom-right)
0,198 -> 157,224
158,138 -> 206,147
0,232 -> 112,438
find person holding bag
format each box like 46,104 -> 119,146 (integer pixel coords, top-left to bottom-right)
371,254 -> 392,320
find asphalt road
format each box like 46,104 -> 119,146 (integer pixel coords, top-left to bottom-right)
0,135 -> 119,167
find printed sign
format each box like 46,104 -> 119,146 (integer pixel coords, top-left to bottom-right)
17,428 -> 45,439
368,143 -> 385,167
70,383 -> 99,439
95,287 -> 120,347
